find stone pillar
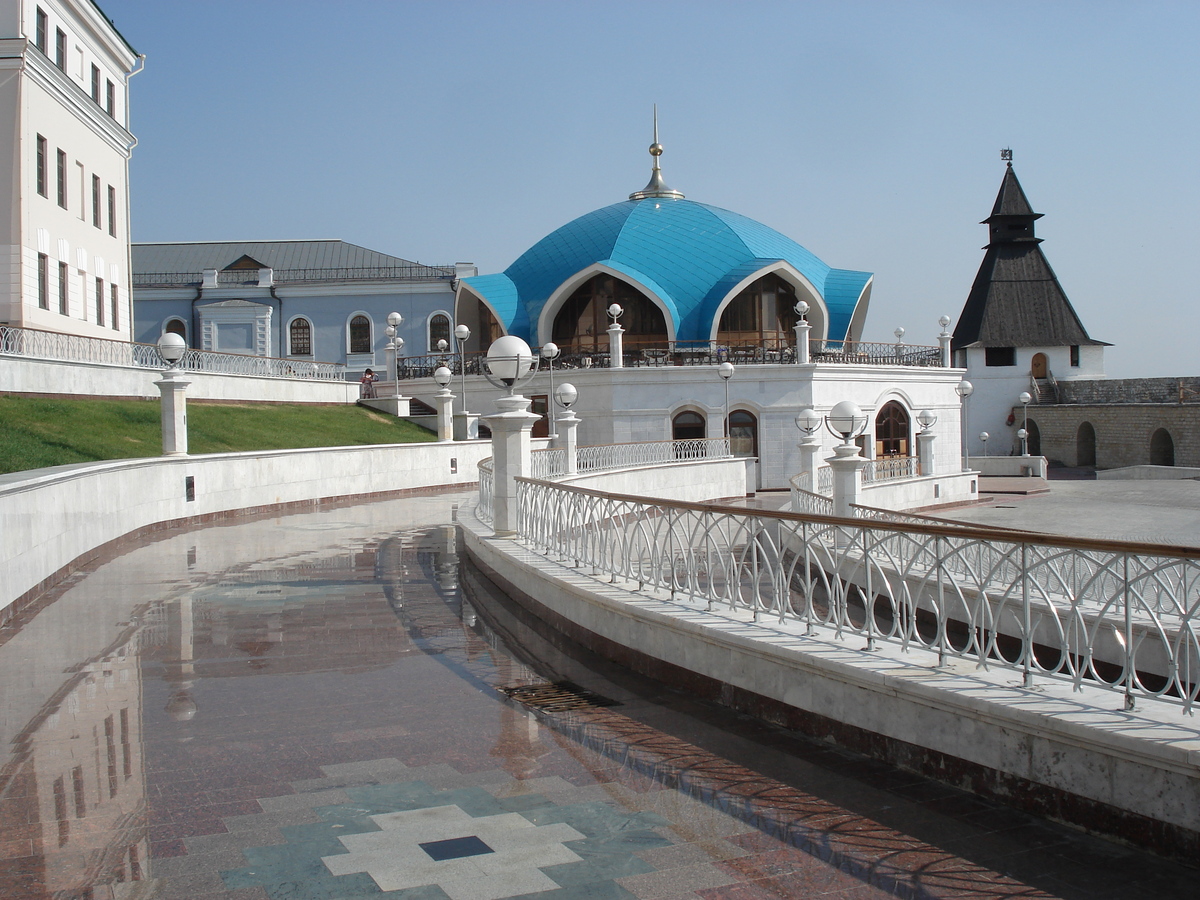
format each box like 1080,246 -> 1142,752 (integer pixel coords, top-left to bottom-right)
435,388 -> 455,442
938,330 -> 952,367
557,409 -> 580,474
155,370 -> 191,457
483,394 -> 541,536
828,443 -> 868,518
607,322 -> 624,369
453,412 -> 479,441
793,320 -> 811,364
917,430 -> 936,477
797,436 -> 821,484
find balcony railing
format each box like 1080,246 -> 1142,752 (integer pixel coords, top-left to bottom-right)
862,456 -> 920,483
133,264 -> 456,288
0,324 -> 346,381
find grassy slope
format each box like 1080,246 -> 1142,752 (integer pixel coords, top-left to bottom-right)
0,396 -> 435,475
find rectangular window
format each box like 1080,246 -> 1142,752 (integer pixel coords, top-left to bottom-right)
106,79 -> 115,117
37,253 -> 48,309
107,185 -> 116,236
110,282 -> 119,329
92,174 -> 100,227
90,64 -> 100,102
95,277 -> 104,325
984,346 -> 1016,367
1070,345 -> 1080,367
36,135 -> 46,196
56,148 -> 66,207
58,261 -> 68,313
76,162 -> 85,220
35,7 -> 47,54
54,27 -> 65,70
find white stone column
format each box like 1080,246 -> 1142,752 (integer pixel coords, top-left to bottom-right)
917,431 -> 936,477
938,330 -> 952,367
453,412 -> 479,441
793,320 -> 811,364
828,443 -> 868,518
558,409 -> 580,474
155,370 -> 191,457
483,394 -> 541,536
435,388 -> 455,442
797,435 -> 822,484
607,322 -> 624,369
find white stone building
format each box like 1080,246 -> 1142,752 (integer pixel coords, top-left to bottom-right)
0,0 -> 140,338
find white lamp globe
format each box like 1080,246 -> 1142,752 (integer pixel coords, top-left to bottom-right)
541,341 -> 560,360
828,400 -> 865,439
387,311 -> 403,328
916,409 -> 937,430
717,361 -> 734,380
795,408 -> 821,435
794,300 -> 809,317
555,382 -> 578,409
433,366 -> 452,388
454,324 -> 471,342
157,331 -> 187,365
607,303 -> 623,320
486,335 -> 534,384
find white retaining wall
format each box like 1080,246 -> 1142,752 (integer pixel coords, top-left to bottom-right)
0,441 -> 490,614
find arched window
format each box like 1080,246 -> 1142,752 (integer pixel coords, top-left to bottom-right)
349,315 -> 371,354
1150,428 -> 1175,466
717,274 -> 798,350
1076,422 -> 1096,467
164,318 -> 187,340
874,401 -> 910,457
552,274 -> 668,353
429,313 -> 451,352
672,411 -> 706,441
728,409 -> 758,458
289,317 -> 312,356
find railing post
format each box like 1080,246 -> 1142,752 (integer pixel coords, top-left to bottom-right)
155,368 -> 191,457
1123,553 -> 1136,711
828,443 -> 868,519
558,408 -> 579,474
1021,543 -> 1033,688
483,395 -> 541,537
435,386 -> 455,442
793,319 -> 811,364
608,321 -> 624,368
917,431 -> 936,477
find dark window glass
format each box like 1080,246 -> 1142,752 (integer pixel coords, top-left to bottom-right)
290,318 -> 312,355
165,318 -> 186,338
984,346 -> 1016,367
110,283 -> 118,329
54,27 -> 65,70
91,174 -> 100,227
874,400 -> 911,457
95,277 -> 104,325
552,273 -> 668,353
429,313 -> 450,350
58,261 -> 68,313
729,409 -> 758,457
53,776 -> 68,845
672,411 -> 706,441
35,7 -> 47,54
56,148 -> 66,207
107,184 -> 116,235
37,253 -> 48,309
1070,345 -> 1080,367
72,766 -> 86,817
349,315 -> 371,353
90,64 -> 99,102
36,134 -> 46,196
717,273 -> 797,350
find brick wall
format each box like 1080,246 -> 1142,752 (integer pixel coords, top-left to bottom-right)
1025,405 -> 1200,469
1058,377 -> 1200,405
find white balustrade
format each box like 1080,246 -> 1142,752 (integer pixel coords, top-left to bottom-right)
861,456 -> 920,483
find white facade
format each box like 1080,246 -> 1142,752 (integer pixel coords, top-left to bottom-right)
0,0 -> 139,338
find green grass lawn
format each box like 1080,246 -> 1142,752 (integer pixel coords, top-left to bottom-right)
0,395 -> 435,475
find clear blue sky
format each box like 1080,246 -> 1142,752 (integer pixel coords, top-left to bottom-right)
101,0 -> 1199,379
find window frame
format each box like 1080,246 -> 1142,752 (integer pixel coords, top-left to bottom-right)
35,7 -> 47,54
54,26 -> 65,70
984,346 -> 1016,367
107,184 -> 116,236
36,134 -> 47,197
37,253 -> 48,309
428,311 -> 452,352
58,260 -> 68,314
288,316 -> 313,356
95,277 -> 104,326
348,314 -> 372,355
56,148 -> 66,208
110,282 -> 118,330
90,64 -> 100,102
91,174 -> 101,228
105,79 -> 114,117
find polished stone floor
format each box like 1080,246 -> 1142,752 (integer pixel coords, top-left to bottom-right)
0,491 -> 1196,899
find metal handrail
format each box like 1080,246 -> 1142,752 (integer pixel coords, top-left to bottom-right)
862,456 -> 919,483
133,264 -> 455,287
0,324 -> 346,381
513,474 -> 1200,713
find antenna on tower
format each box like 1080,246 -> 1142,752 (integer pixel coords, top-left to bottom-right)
1001,147 -> 1013,164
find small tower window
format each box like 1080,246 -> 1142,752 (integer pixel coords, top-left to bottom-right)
985,347 -> 1016,367
1070,345 -> 1080,367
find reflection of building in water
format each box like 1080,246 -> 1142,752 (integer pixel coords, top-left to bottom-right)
1,628 -> 150,898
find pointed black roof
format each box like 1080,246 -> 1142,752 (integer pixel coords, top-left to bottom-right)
953,164 -> 1106,350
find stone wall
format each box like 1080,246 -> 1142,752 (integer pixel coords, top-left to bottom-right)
1027,404 -> 1200,469
1058,376 -> 1200,405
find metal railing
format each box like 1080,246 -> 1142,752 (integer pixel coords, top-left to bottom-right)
477,458 -> 493,525
530,448 -> 567,480
512,477 -> 1200,712
576,438 -> 731,471
862,456 -> 919,483
0,324 -> 346,381
133,264 -> 455,288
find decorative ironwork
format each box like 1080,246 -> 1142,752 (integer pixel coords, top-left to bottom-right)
862,456 -> 920,483
133,264 -> 455,288
0,324 -> 346,381
477,458 -> 494,525
510,476 -> 1200,713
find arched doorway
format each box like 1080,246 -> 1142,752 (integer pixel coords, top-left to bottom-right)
874,401 -> 910,458
1026,419 -> 1041,456
717,274 -> 798,351
672,411 -> 706,441
552,274 -> 668,354
164,318 -> 187,341
1032,352 -> 1048,379
1150,428 -> 1175,466
729,410 -> 758,458
1076,422 -> 1096,467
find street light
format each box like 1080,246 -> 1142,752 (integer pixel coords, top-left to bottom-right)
541,342 -> 560,439
955,379 -> 974,471
455,324 -> 471,415
1018,391 -> 1032,456
825,400 -> 868,444
481,334 -> 537,395
156,332 -> 187,370
916,409 -> 937,432
717,361 -> 734,439
794,408 -> 821,437
1018,428 -> 1029,457
386,312 -> 403,390
980,431 -> 990,456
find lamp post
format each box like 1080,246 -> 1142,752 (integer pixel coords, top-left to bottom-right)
433,365 -> 454,442
937,315 -> 952,367
155,332 -> 190,457
717,361 -> 734,439
894,327 -> 905,360
794,407 -> 822,485
607,303 -> 624,368
823,400 -> 869,520
541,342 -> 560,440
386,312 -> 403,391
955,379 -> 973,471
555,381 -> 580,474
1018,391 -> 1032,456
916,409 -> 937,476
455,324 -> 471,416
481,335 -> 541,536
980,431 -> 989,457
793,300 -> 810,363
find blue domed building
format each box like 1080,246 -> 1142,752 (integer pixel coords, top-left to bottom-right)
455,144 -> 873,356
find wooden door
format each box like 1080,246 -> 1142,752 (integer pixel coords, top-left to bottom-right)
1031,353 -> 1047,379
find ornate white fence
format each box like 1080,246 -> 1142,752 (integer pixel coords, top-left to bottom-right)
513,477 -> 1200,713
477,458 -> 493,525
0,325 -> 346,381
575,438 -> 731,472
862,456 -> 920,483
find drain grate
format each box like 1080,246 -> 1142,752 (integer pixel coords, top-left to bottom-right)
499,681 -> 619,711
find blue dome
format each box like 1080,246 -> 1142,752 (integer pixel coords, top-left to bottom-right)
460,197 -> 872,345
